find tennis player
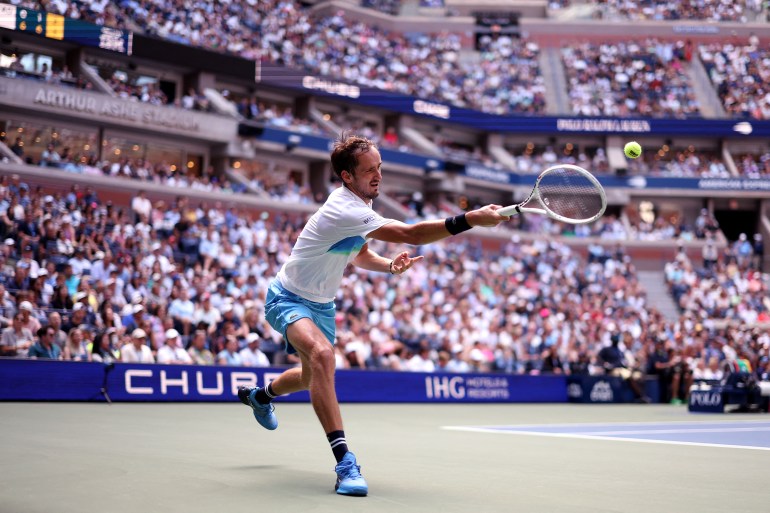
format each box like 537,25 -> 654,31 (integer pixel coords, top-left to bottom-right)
238,133 -> 509,496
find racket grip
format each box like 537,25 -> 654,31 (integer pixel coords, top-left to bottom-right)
497,205 -> 519,217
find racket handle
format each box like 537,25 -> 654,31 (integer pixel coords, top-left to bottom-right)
497,205 -> 520,217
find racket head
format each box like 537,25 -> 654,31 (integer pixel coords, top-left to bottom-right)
532,164 -> 607,224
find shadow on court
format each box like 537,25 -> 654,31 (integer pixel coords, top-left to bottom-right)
0,403 -> 767,513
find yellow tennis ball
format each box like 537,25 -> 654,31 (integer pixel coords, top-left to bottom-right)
624,141 -> 642,159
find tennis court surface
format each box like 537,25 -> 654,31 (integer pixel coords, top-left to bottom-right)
0,403 -> 767,513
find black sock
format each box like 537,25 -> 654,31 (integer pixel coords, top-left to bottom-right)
326,430 -> 348,463
254,383 -> 277,405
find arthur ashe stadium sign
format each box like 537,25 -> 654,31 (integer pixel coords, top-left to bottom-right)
0,76 -> 236,142
32,88 -> 200,131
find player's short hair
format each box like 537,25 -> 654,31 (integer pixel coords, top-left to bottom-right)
330,132 -> 377,180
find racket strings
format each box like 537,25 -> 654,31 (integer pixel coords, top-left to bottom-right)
537,168 -> 605,221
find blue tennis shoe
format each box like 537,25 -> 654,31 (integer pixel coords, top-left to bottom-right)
238,386 -> 278,430
334,452 -> 368,497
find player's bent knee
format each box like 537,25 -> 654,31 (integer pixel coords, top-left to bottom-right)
309,343 -> 335,371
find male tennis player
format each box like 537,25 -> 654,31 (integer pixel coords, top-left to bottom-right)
238,133 -> 509,496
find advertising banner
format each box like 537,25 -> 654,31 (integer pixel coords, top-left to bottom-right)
249,127 -> 770,192
464,166 -> 770,192
0,359 -> 567,403
688,388 -> 725,413
108,364 -> 568,403
259,65 -> 770,138
567,375 -> 659,404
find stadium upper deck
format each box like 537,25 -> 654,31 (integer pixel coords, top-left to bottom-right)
0,0 -> 769,267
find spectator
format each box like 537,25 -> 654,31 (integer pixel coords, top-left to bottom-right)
120,328 -> 155,363
217,335 -> 242,366
168,288 -> 195,336
752,233 -> 764,269
27,326 -> 62,359
40,143 -> 62,167
48,312 -> 67,350
598,333 -> 650,402
239,332 -> 270,367
10,137 -> 24,158
131,190 -> 153,223
192,292 -> 221,336
91,329 -> 121,363
156,328 -> 193,364
646,337 -> 684,403
702,238 -> 719,269
405,344 -> 436,372
540,345 -> 565,374
187,330 -> 215,365
122,303 -> 145,333
0,312 -> 34,357
68,247 -> 92,277
693,355 -> 725,382
17,300 -> 41,334
63,327 -> 90,361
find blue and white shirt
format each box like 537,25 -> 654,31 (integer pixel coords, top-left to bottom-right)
276,186 -> 393,303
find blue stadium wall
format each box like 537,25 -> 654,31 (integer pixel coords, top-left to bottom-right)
0,360 -> 568,403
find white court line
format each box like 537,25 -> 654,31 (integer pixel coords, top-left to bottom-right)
577,427 -> 770,436
440,426 -> 770,452
459,419 -> 770,430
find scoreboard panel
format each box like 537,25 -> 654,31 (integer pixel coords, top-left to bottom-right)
0,3 -> 132,55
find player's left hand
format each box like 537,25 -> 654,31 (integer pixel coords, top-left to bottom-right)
390,252 -> 423,275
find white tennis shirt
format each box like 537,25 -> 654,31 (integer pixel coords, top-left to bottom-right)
276,186 -> 394,303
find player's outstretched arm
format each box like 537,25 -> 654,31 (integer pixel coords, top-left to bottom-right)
352,245 -> 424,275
367,204 -> 509,245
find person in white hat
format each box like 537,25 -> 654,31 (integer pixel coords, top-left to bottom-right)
120,328 -> 155,363
156,328 -> 192,365
239,333 -> 270,367
18,300 -> 41,334
122,304 -> 146,333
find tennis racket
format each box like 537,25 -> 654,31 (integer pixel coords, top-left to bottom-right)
498,164 -> 607,224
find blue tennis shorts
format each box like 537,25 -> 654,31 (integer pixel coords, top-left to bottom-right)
264,279 -> 336,355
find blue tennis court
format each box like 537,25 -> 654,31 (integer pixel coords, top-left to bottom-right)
444,420 -> 770,451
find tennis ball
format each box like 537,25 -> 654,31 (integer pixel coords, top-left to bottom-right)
624,141 -> 642,159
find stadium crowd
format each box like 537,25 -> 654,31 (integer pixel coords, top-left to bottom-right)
735,152 -> 770,178
561,39 -> 700,118
666,233 -> 767,325
662,235 -> 769,394
625,148 -> 731,178
1,177 -> 766,400
15,0 -> 546,115
700,40 -> 770,120
2,135 -> 246,194
627,215 -> 701,243
594,0 -> 763,22
509,145 -> 611,175
8,0 -> 769,123
0,58 -> 91,90
234,97 -> 326,136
